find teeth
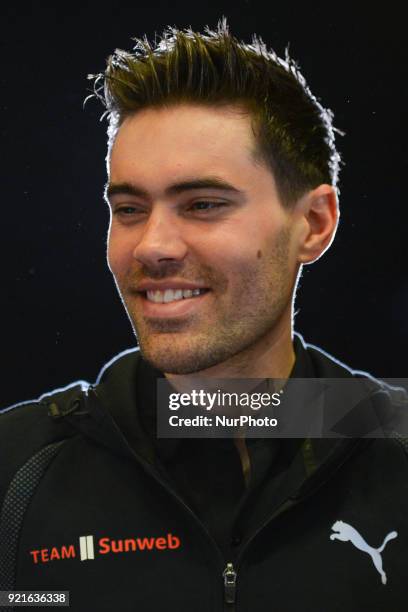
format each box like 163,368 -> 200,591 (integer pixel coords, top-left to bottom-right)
146,288 -> 205,303
164,289 -> 182,303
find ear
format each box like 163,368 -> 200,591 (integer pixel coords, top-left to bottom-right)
295,184 -> 339,264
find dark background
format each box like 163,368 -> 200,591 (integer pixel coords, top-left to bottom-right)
2,3 -> 407,407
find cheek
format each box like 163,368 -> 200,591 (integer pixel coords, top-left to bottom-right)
215,247 -> 265,292
107,232 -> 133,279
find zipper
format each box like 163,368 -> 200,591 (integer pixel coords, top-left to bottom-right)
78,392 -> 360,610
80,405 -> 298,610
137,459 -> 242,612
223,562 -> 237,606
220,500 -> 298,610
130,440 -> 363,610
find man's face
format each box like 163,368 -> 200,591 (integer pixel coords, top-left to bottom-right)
107,104 -> 300,375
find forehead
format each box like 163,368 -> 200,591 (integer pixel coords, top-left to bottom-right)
109,104 -> 262,187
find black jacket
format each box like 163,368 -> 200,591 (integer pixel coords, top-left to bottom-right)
1,336 -> 408,612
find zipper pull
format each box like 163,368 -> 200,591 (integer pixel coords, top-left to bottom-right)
223,562 -> 237,604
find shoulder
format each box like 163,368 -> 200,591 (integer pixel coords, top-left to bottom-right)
94,347 -> 142,384
296,332 -> 407,400
0,348 -> 141,496
296,333 -> 408,452
0,347 -> 141,422
295,332 -> 375,378
0,381 -> 87,499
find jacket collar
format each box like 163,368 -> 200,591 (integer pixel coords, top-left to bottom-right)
55,334 -> 402,499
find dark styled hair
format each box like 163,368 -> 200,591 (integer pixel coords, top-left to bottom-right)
89,20 -> 341,205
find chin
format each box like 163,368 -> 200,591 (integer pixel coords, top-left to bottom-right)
139,348 -> 203,374
136,336 -> 224,375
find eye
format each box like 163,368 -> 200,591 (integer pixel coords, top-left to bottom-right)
110,204 -> 147,225
188,201 -> 227,212
113,205 -> 144,217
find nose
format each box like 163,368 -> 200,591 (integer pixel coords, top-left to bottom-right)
132,206 -> 188,267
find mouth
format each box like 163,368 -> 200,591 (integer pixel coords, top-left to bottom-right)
142,288 -> 210,304
135,287 -> 211,319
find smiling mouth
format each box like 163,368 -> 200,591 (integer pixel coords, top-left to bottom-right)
141,288 -> 210,304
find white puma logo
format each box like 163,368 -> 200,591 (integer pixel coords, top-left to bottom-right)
330,520 -> 398,585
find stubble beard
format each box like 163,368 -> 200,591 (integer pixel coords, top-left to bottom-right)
121,227 -> 294,375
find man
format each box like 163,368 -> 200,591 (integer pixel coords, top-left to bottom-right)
1,22 -> 407,611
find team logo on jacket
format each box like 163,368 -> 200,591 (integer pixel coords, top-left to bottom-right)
29,533 -> 181,564
330,520 -> 398,585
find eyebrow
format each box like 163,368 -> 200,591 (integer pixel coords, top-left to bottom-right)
105,176 -> 244,202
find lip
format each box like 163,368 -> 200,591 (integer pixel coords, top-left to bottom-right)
136,289 -> 211,319
136,279 -> 208,292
